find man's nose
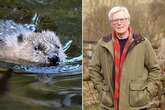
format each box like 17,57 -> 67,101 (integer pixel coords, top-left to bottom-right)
116,19 -> 122,24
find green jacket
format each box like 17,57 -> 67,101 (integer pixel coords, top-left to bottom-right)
89,33 -> 161,110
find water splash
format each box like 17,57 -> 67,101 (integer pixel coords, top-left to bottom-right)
63,54 -> 82,63
23,13 -> 39,31
32,13 -> 39,25
63,40 -> 73,52
13,64 -> 82,74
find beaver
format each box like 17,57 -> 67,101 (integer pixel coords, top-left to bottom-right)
0,20 -> 66,66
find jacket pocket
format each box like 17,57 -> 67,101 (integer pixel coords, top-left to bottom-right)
100,90 -> 113,107
129,81 -> 152,107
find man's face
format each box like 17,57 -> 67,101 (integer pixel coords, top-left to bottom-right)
111,11 -> 129,36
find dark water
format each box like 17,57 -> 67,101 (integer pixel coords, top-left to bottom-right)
0,74 -> 82,110
0,0 -> 82,110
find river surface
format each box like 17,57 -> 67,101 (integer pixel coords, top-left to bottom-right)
0,0 -> 82,110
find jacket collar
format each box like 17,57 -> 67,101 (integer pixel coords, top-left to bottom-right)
99,32 -> 145,57
99,34 -> 114,58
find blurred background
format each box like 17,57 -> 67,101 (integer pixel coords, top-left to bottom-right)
83,0 -> 165,109
0,0 -> 82,110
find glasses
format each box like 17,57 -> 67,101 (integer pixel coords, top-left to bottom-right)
111,18 -> 128,24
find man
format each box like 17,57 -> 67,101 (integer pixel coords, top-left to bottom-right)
89,6 -> 161,110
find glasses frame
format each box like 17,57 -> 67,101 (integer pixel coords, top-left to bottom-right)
111,18 -> 128,24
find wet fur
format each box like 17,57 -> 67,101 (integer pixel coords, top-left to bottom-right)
0,30 -> 66,65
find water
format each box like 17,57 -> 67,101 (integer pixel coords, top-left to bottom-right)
0,59 -> 82,110
0,0 -> 82,110
0,74 -> 82,110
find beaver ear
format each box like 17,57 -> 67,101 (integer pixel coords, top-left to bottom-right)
0,38 -> 5,45
17,34 -> 23,43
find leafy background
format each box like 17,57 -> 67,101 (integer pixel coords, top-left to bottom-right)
83,0 -> 165,109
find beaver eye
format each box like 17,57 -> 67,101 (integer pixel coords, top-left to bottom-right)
34,43 -> 46,51
54,44 -> 60,49
34,46 -> 37,50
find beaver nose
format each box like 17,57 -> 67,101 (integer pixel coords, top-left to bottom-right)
48,55 -> 59,66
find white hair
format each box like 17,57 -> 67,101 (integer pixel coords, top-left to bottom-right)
108,6 -> 130,21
